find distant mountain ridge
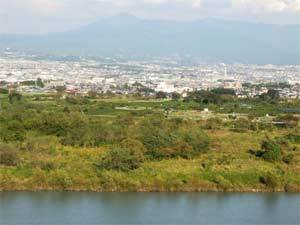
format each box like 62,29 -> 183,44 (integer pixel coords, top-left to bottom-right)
0,14 -> 299,65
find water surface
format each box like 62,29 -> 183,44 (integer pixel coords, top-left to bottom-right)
0,192 -> 299,225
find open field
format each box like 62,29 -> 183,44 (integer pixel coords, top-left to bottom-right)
0,93 -> 299,192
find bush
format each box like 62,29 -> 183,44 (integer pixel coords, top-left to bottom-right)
284,133 -> 300,144
275,115 -> 299,128
213,175 -> 232,189
22,135 -> 59,154
260,173 -> 278,189
204,118 -> 222,130
282,154 -> 294,164
261,139 -> 281,162
182,129 -> 210,154
120,139 -> 146,153
232,118 -> 251,131
139,117 -> 210,160
0,143 -> 19,166
100,147 -> 145,171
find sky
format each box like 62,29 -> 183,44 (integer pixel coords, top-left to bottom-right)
1,0 -> 300,34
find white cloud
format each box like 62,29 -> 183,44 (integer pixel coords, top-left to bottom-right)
0,0 -> 64,16
232,0 -> 300,13
0,0 -> 299,33
28,0 -> 64,15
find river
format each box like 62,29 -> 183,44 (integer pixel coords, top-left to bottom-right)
0,192 -> 299,225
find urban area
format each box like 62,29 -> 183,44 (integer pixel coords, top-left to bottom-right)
0,51 -> 299,99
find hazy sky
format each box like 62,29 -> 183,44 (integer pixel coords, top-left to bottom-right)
1,0 -> 300,34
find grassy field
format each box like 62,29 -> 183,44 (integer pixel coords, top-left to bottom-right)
1,129 -> 299,192
0,93 -> 299,192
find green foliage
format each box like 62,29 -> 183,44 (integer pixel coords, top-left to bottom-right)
0,88 -> 8,94
282,154 -> 294,164
260,89 -> 280,101
37,112 -> 91,146
204,118 -> 223,130
275,115 -> 299,128
261,139 -> 282,162
0,120 -> 26,142
156,91 -> 167,99
231,118 -> 251,132
259,172 -> 279,189
171,92 -> 181,101
284,133 -> 300,144
22,135 -> 59,154
185,90 -> 220,104
100,147 -> 145,171
120,138 -> 146,154
139,117 -> 209,159
0,143 -> 19,166
55,86 -> 66,93
181,128 -> 210,154
8,91 -> 22,104
0,93 -> 299,192
213,175 -> 232,189
211,88 -> 235,96
36,78 -> 44,88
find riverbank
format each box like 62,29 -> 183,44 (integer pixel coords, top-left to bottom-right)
1,186 -> 300,193
1,130 -> 299,193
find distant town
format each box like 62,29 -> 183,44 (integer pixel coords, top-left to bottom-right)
0,51 -> 299,99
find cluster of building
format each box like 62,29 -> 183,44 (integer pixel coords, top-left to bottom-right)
0,52 -> 299,98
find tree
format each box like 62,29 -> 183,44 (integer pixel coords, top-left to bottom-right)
260,89 -> 280,101
156,91 -> 167,99
211,88 -> 235,96
55,86 -> 66,93
171,92 -> 181,101
185,90 -> 220,104
36,78 -> 44,88
8,91 -> 22,104
267,89 -> 280,100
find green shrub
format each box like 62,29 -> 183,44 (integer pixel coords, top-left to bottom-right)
282,154 -> 294,164
261,139 -> 281,162
213,175 -> 232,189
232,118 -> 251,131
0,143 -> 19,166
120,138 -> 146,154
22,135 -> 59,154
284,134 -> 300,144
259,173 -> 278,189
181,129 -> 210,154
100,147 -> 145,171
139,117 -> 210,160
204,118 -> 222,130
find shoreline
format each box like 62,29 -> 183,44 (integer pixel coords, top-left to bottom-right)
1,187 -> 299,193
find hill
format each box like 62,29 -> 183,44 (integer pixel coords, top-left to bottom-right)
0,14 -> 299,65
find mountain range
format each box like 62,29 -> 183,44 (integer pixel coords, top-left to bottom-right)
0,14 -> 299,65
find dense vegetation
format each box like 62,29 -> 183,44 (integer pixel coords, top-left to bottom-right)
0,91 -> 299,192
